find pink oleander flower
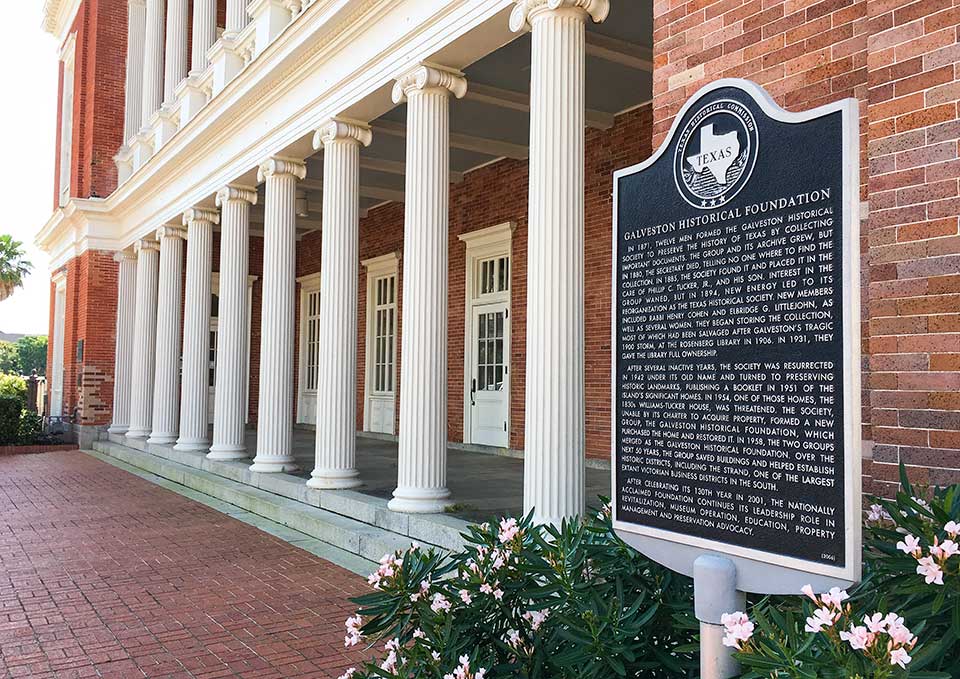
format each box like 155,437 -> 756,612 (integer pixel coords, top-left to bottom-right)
493,587 -> 504,600
523,609 -> 549,631
337,668 -> 356,679
839,624 -> 873,651
805,607 -> 837,633
459,589 -> 473,604
368,552 -> 404,590
821,587 -> 850,610
344,614 -> 363,647
430,592 -> 452,613
890,647 -> 912,669
479,582 -> 493,595
432,650 -> 441,661
444,655 -> 486,679
413,628 -> 426,640
866,504 -> 890,521
945,520 -> 960,538
938,539 -> 959,559
863,612 -> 887,634
896,534 -> 922,556
916,555 -> 945,585
800,584 -> 818,603
498,517 -> 520,544
380,649 -> 398,673
720,611 -> 754,650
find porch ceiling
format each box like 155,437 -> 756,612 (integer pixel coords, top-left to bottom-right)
293,0 -> 653,222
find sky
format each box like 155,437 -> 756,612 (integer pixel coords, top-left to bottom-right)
0,4 -> 57,336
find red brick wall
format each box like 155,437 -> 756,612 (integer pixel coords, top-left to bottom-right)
652,0 -> 960,492
52,0 -> 128,209
47,251 -> 119,425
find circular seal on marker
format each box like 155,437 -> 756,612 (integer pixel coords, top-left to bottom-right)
673,99 -> 758,210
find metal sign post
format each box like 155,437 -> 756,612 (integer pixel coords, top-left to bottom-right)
611,79 -> 862,677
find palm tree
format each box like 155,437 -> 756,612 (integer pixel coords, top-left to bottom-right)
0,235 -> 32,302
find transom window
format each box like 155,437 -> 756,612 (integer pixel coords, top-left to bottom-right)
478,256 -> 509,296
304,290 -> 321,391
372,274 -> 396,393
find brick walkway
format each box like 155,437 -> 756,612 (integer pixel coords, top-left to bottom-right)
0,451 -> 370,678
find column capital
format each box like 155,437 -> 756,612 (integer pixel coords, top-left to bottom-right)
156,224 -> 187,241
113,249 -> 137,262
216,184 -> 259,206
509,0 -> 610,32
134,238 -> 160,253
183,207 -> 221,226
257,156 -> 306,183
392,63 -> 467,105
312,118 -> 372,151
128,0 -> 146,6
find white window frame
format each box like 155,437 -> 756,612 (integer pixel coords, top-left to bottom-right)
50,271 -> 68,418
458,222 -> 514,445
58,33 -> 77,208
296,272 -> 322,423
362,252 -> 400,434
209,272 -> 256,423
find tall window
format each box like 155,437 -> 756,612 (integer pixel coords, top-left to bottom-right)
303,289 -> 321,391
58,34 -> 77,207
372,274 -> 396,394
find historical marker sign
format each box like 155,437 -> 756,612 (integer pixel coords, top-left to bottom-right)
612,79 -> 861,592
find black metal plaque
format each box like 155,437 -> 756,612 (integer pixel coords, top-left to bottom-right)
613,79 -> 860,580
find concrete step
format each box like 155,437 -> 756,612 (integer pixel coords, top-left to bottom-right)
90,439 -> 465,568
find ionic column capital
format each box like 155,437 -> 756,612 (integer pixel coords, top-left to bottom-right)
312,118 -> 372,151
392,63 -> 467,105
509,0 -> 610,32
257,157 -> 306,182
155,224 -> 187,241
113,249 -> 137,262
134,238 -> 160,253
183,207 -> 221,226
216,184 -> 259,206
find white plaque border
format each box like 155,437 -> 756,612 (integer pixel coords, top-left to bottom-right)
610,78 -> 862,593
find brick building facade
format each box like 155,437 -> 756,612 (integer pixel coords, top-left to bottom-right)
38,0 -> 960,517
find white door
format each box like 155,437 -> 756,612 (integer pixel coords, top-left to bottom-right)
298,287 -> 321,424
469,303 -> 509,447
366,273 -> 397,434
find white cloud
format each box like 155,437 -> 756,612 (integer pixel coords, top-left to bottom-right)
0,4 -> 57,335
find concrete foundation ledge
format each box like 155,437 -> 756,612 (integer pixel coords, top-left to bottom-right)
91,438 -> 470,563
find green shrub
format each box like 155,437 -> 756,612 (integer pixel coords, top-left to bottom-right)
0,393 -> 22,445
0,372 -> 26,397
17,409 -> 42,444
337,480 -> 960,679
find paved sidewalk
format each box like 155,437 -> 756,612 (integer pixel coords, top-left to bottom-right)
0,451 -> 370,678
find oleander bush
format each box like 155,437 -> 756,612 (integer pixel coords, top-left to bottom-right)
0,372 -> 26,397
338,476 -> 960,679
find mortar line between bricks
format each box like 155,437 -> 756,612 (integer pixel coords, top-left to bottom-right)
80,448 -> 372,577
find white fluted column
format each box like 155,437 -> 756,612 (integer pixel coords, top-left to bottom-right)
306,119 -> 372,489
209,186 -> 257,460
147,225 -> 186,444
163,0 -> 189,105
251,158 -> 305,473
123,0 -> 147,141
108,250 -> 138,434
224,0 -> 250,38
140,0 -> 165,128
191,0 -> 217,73
512,0 -> 608,525
388,65 -> 466,513
126,239 -> 160,438
175,208 -> 218,451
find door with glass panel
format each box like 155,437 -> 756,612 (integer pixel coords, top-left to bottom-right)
298,288 -> 321,425
367,273 -> 397,434
469,302 -> 509,447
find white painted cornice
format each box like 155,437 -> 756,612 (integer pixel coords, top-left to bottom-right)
43,0 -> 83,44
37,199 -> 125,271
36,0 -> 517,260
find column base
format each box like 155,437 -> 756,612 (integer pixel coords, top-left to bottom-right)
107,424 -> 129,435
125,428 -> 150,439
388,487 -> 452,514
249,456 -> 298,473
173,438 -> 209,452
306,468 -> 361,490
207,446 -> 248,460
146,433 -> 178,445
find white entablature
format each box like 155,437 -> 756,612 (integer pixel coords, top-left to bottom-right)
42,0 -> 83,44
